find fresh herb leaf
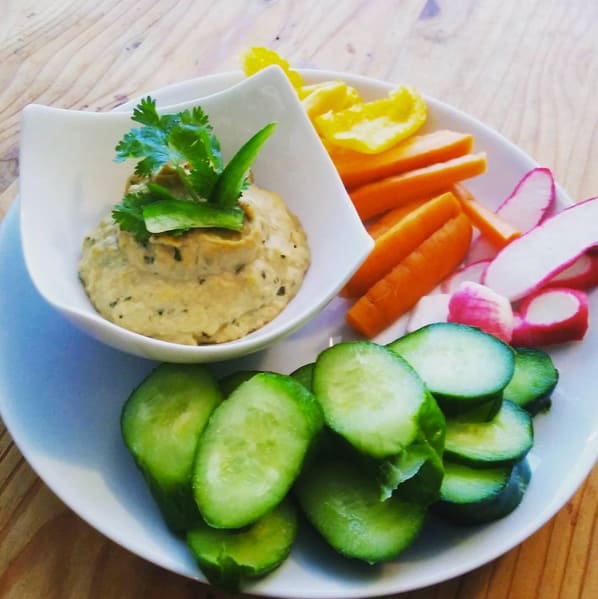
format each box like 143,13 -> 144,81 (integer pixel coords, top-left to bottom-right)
112,96 -> 276,240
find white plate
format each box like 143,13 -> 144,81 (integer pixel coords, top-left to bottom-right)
1,70 -> 597,598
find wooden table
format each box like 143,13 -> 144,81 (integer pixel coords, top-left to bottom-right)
1,1 -> 596,597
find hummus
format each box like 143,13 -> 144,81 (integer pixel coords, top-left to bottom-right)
79,185 -> 310,344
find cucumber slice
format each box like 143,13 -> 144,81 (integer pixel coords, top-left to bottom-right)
187,498 -> 298,591
434,459 -> 531,524
193,372 -> 323,528
121,363 -> 223,532
445,400 -> 533,468
219,369 -> 259,396
295,457 -> 426,563
503,347 -> 558,415
290,362 -> 314,391
312,341 -> 440,459
388,323 -> 515,415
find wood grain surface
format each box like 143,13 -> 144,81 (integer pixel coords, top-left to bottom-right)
1,1 -> 597,598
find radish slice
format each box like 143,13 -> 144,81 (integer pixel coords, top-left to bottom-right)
483,196 -> 598,301
466,168 -> 555,264
441,260 -> 491,293
545,252 -> 598,290
512,288 -> 589,346
447,282 -> 514,343
406,294 -> 450,332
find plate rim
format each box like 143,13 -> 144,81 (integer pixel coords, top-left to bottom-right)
1,68 -> 596,598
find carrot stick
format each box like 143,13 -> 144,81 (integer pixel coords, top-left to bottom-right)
342,192 -> 462,298
366,196 -> 432,238
350,152 -> 487,221
451,184 -> 521,248
346,211 -> 472,338
329,130 -> 474,189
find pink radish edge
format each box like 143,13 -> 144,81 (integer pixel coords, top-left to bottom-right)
465,168 -> 555,265
447,282 -> 514,343
482,196 -> 598,301
512,287 -> 589,347
545,251 -> 598,290
441,260 -> 491,293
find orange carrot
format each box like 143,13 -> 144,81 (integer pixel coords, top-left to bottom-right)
350,152 -> 487,221
451,184 -> 521,248
366,196 -> 432,238
342,192 -> 462,298
328,130 -> 474,189
346,211 -> 472,338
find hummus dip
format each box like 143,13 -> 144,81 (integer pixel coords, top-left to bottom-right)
79,185 -> 310,345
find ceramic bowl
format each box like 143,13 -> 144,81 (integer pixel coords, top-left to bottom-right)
19,66 -> 373,363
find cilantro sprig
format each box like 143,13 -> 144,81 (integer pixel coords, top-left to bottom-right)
112,97 -> 276,242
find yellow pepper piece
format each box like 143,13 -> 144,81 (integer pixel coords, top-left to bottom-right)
299,81 -> 362,120
241,46 -> 304,89
314,85 -> 427,154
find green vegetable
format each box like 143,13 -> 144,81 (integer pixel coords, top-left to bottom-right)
120,363 -> 223,532
187,498 -> 298,592
112,96 -> 276,241
142,199 -> 245,234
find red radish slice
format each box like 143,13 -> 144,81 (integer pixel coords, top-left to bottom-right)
441,260 -> 491,293
466,168 -> 555,264
512,287 -> 589,346
406,293 -> 450,332
447,282 -> 514,343
483,196 -> 598,301
545,252 -> 598,290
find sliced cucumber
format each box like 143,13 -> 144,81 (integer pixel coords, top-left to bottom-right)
187,498 -> 298,591
388,323 -> 514,415
434,459 -> 531,524
121,363 -> 223,532
503,347 -> 558,415
378,441 -> 444,505
445,400 -> 533,468
290,362 -> 314,391
219,369 -> 260,396
193,372 -> 323,529
312,341 -> 442,459
295,457 -> 426,563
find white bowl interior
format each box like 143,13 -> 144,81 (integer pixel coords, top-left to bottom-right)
19,66 -> 372,362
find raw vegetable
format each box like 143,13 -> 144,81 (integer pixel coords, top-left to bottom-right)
434,459 -> 531,525
314,85 -> 427,154
452,184 -> 521,249
350,152 -> 487,221
444,400 -> 534,468
441,259 -> 490,293
511,287 -> 589,346
192,372 -> 323,529
328,129 -> 474,189
447,282 -> 515,343
218,369 -> 259,396
466,167 -> 555,263
503,347 -> 558,414
388,323 -> 515,416
545,251 -> 598,290
187,498 -> 298,592
312,341 -> 444,459
142,199 -> 245,233
342,191 -> 462,298
241,46 -> 303,88
299,80 -> 361,119
295,457 -> 427,563
346,211 -> 472,337
290,362 -> 314,390
406,293 -> 451,332
482,196 -> 598,301
121,364 -> 223,532
112,96 -> 276,241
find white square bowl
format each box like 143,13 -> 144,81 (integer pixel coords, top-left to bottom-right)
19,66 -> 373,362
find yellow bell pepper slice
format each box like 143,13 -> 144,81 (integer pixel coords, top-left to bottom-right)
299,81 -> 362,120
314,85 -> 427,154
241,46 -> 304,89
